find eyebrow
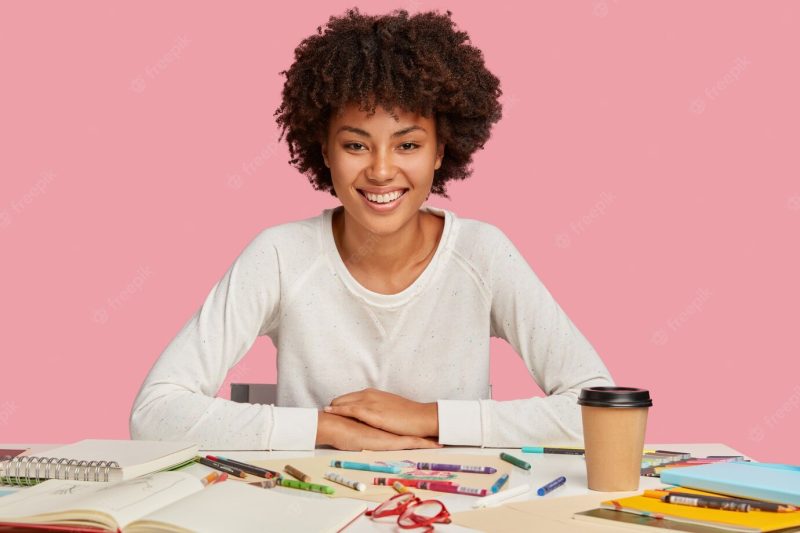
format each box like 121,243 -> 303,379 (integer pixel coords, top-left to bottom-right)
335,125 -> 427,138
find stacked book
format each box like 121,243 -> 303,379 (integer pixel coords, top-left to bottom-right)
576,462 -> 800,532
641,450 -> 746,478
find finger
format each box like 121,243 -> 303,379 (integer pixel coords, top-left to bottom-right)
324,405 -> 363,416
330,390 -> 366,406
325,405 -> 384,429
402,436 -> 442,449
377,435 -> 442,451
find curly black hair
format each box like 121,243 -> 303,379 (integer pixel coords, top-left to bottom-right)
273,7 -> 503,198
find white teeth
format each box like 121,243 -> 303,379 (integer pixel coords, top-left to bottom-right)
364,190 -> 404,203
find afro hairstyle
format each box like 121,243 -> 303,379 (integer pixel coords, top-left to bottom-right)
273,7 -> 503,198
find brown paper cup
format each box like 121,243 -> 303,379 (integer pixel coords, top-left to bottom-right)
578,387 -> 652,492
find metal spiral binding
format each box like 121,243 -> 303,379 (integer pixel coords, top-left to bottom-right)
1,455 -> 119,486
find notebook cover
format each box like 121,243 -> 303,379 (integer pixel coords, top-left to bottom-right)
574,508 -> 780,533
0,523 -> 108,532
661,463 -> 800,506
26,440 -> 200,481
597,493 -> 800,532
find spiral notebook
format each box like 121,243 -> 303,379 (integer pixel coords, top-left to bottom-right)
0,439 -> 199,486
0,470 -> 368,533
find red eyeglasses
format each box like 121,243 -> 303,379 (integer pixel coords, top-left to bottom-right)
366,491 -> 452,532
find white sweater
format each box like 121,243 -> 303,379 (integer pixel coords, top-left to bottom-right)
129,205 -> 614,450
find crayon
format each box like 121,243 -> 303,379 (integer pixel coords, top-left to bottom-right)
373,477 -> 455,488
392,481 -> 409,494
330,460 -> 400,474
248,478 -> 278,488
195,457 -> 247,478
521,446 -> 584,455
279,477 -> 334,495
415,462 -> 496,474
200,471 -> 225,486
500,452 -> 531,471
417,481 -> 487,497
324,471 -> 366,491
207,455 -> 281,479
490,473 -> 509,494
284,464 -> 312,483
522,447 -> 659,455
537,476 -> 566,496
644,490 -> 797,513
473,484 -> 532,508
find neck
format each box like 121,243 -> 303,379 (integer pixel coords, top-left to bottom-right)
333,207 -> 430,274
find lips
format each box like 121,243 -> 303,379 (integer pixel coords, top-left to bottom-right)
357,187 -> 408,212
356,187 -> 409,196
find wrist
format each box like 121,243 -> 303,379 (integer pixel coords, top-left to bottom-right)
316,410 -> 333,446
424,402 -> 439,437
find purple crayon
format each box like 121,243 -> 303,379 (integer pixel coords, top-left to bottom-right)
416,462 -> 497,474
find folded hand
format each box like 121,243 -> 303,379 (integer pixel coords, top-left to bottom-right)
325,388 -> 439,438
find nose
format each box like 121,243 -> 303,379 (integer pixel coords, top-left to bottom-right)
367,147 -> 397,183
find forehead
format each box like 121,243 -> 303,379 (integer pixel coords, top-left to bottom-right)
330,103 -> 434,130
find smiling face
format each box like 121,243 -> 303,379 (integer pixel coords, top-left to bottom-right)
321,103 -> 445,235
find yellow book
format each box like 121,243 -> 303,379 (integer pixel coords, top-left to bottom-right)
593,489 -> 800,533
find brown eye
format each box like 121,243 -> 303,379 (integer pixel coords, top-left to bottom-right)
399,142 -> 420,151
344,143 -> 366,151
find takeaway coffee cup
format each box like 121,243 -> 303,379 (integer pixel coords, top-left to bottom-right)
578,386 -> 653,491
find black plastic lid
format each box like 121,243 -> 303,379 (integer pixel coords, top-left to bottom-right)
578,387 -> 653,408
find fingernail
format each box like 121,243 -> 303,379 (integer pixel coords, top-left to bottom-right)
323,406 -> 332,412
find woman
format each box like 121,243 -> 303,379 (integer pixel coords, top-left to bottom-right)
130,7 -> 614,451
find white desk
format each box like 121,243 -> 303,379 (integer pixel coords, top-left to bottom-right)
3,443 -> 748,532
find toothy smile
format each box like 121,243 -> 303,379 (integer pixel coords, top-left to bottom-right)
358,189 -> 408,204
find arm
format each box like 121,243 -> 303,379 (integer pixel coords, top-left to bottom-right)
129,229 -> 318,450
437,226 -> 614,447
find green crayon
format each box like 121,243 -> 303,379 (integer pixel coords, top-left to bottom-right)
500,452 -> 531,471
279,477 -> 335,494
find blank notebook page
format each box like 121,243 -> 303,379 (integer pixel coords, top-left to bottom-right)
125,481 -> 368,533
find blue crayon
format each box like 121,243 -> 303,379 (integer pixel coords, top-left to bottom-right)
490,473 -> 509,494
537,476 -> 566,496
330,460 -> 400,474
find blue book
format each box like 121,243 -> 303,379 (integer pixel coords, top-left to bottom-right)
661,462 -> 800,506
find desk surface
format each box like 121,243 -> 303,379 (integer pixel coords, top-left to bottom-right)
3,443 -> 748,532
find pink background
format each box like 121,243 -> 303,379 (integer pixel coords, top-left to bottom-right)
1,2 -> 798,463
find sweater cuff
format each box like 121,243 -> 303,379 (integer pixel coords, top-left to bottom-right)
437,400 -> 483,446
267,407 -> 318,450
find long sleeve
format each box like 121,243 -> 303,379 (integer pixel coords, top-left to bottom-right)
129,228 -> 318,450
437,226 -> 614,447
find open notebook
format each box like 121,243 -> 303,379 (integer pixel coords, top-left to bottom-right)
0,440 -> 199,486
0,470 -> 368,533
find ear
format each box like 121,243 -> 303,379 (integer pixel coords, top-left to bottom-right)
434,141 -> 445,170
321,137 -> 330,168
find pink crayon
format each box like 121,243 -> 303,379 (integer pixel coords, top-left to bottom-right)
418,481 -> 487,497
